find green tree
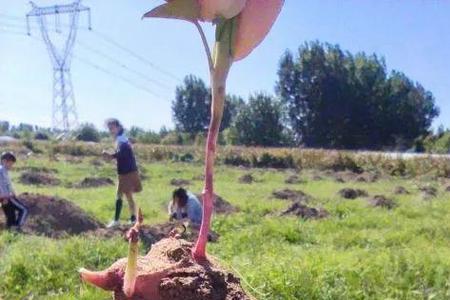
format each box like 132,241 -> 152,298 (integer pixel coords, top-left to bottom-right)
277,41 -> 439,150
76,123 -> 100,142
172,75 -> 243,134
230,93 -> 286,147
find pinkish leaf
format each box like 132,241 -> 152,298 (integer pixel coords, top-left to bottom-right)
234,0 -> 284,61
143,0 -> 201,22
199,0 -> 247,21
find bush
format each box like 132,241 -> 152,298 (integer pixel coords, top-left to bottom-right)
34,132 -> 49,140
76,124 -> 100,143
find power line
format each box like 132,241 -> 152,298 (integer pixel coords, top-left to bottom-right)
73,54 -> 168,100
90,29 -> 182,83
76,39 -> 173,91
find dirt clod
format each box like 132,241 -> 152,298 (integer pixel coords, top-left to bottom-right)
170,178 -> 191,186
369,195 -> 397,209
0,193 -> 102,237
238,174 -> 254,184
394,186 -> 410,195
419,186 -> 438,198
338,188 -> 368,199
285,175 -> 305,184
196,194 -> 239,214
19,171 -> 60,186
272,189 -> 311,202
281,202 -> 329,220
73,177 -> 114,188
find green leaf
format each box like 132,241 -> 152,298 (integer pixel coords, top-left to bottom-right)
142,0 -> 201,22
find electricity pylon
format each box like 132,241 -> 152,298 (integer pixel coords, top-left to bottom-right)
27,1 -> 91,133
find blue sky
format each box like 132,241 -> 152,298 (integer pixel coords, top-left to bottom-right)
0,0 -> 449,131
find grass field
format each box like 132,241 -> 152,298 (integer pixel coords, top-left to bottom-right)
1,152 -> 450,299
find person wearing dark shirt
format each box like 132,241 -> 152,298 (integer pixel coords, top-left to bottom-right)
103,119 -> 142,228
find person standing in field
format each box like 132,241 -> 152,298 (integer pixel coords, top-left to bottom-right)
103,119 -> 142,228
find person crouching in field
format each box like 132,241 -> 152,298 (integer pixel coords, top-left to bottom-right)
0,152 -> 28,231
102,119 -> 142,228
168,187 -> 202,227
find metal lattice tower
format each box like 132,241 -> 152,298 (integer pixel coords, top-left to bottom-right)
27,1 -> 91,133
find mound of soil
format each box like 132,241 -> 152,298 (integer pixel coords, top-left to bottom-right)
355,172 -> 379,183
238,174 -> 254,184
446,186 -> 450,192
333,171 -> 379,183
17,166 -> 58,174
312,175 -> 323,181
338,188 -> 368,199
272,189 -> 311,202
196,194 -> 239,215
192,174 -> 205,181
1,193 -> 102,237
19,171 -> 60,186
101,238 -> 251,300
394,186 -> 410,195
90,159 -> 104,167
280,202 -> 329,220
285,175 -> 305,184
74,177 -> 114,188
170,178 -> 191,186
419,186 -> 438,198
369,195 -> 397,209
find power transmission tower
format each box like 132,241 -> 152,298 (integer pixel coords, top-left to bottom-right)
26,1 -> 91,133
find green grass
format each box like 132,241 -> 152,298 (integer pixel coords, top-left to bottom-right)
1,155 -> 450,299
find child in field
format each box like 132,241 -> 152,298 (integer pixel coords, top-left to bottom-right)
103,119 -> 142,228
0,152 -> 28,230
168,187 -> 202,226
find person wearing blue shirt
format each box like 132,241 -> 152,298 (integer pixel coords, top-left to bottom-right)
168,188 -> 203,226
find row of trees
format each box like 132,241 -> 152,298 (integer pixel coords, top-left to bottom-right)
173,42 -> 439,150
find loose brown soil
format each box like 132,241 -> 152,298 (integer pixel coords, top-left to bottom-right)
332,171 -> 379,183
170,178 -> 192,186
73,177 -> 114,188
19,171 -> 61,186
338,188 -> 369,199
196,194 -> 239,215
17,166 -> 58,174
238,174 -> 254,184
369,195 -> 397,209
280,202 -> 329,220
272,189 -> 311,202
394,186 -> 410,195
107,238 -> 251,300
0,193 -> 102,237
285,175 -> 306,184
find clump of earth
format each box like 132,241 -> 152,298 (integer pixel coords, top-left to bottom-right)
338,188 -> 368,199
272,189 -> 312,202
196,194 -> 239,215
369,195 -> 397,209
394,186 -> 410,195
170,178 -> 191,186
280,202 -> 329,220
285,174 -> 305,184
73,177 -> 114,188
238,174 -> 254,184
19,171 -> 61,186
419,186 -> 438,199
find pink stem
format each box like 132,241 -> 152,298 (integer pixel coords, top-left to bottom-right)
193,58 -> 231,259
